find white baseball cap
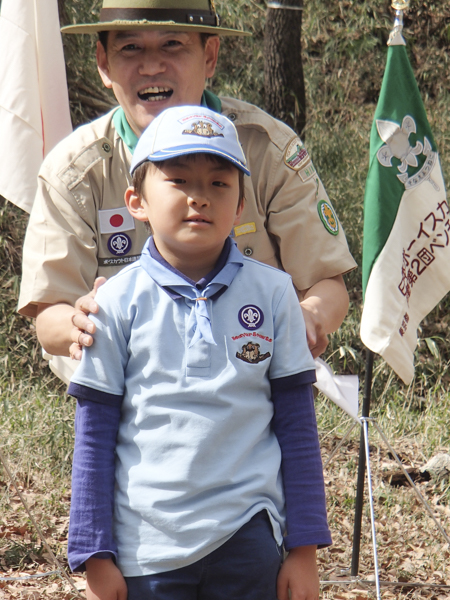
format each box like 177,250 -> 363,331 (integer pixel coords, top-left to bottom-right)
130,106 -> 250,176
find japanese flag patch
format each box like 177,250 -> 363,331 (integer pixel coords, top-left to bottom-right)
99,207 -> 135,234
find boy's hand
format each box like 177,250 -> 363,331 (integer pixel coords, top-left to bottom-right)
277,545 -> 319,600
85,557 -> 128,600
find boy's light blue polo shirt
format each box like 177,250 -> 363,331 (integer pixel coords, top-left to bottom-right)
70,238 -> 315,577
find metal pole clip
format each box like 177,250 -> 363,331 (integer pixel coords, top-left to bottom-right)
388,0 -> 410,46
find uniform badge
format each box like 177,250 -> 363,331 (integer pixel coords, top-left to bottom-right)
233,222 -> 256,237
317,200 -> 339,236
99,207 -> 135,234
284,137 -> 310,171
298,162 -> 316,182
108,232 -> 132,256
236,342 -> 271,364
238,305 -> 264,330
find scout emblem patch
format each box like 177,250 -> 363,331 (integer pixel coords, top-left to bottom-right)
238,305 -> 264,330
108,232 -> 132,256
317,200 -> 339,236
284,137 -> 310,171
183,121 -> 224,138
236,342 -> 271,364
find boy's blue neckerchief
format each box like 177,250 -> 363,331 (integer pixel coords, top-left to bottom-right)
140,237 -> 243,347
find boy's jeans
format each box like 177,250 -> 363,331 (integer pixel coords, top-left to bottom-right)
125,510 -> 282,600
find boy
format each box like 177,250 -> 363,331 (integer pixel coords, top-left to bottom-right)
68,106 -> 331,600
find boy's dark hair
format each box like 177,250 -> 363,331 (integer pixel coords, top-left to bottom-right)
98,31 -> 215,52
132,155 -> 245,209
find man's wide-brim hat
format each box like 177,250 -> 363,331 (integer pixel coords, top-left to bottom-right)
61,0 -> 250,37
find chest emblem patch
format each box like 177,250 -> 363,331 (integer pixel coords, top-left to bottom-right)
238,305 -> 264,330
317,200 -> 339,236
108,232 -> 132,256
236,342 -> 271,364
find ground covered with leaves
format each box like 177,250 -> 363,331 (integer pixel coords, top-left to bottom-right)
2,0 -> 450,598
2,400 -> 450,599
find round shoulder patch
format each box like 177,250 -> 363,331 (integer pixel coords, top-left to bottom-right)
317,200 -> 339,236
238,305 -> 264,330
284,137 -> 310,171
108,232 -> 132,256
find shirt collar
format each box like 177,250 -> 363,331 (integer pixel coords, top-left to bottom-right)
140,236 -> 243,301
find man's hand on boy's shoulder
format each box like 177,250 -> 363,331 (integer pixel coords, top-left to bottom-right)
69,277 -> 107,360
85,557 -> 128,600
277,545 -> 319,600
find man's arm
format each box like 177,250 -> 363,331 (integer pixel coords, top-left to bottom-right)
300,274 -> 349,358
35,278 -> 106,359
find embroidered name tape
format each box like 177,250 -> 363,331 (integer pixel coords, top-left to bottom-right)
234,222 -> 256,237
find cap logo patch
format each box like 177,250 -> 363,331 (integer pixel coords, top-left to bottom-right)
183,120 -> 224,138
238,305 -> 264,330
108,232 -> 132,256
284,137 -> 310,171
317,200 -> 339,236
236,342 -> 271,364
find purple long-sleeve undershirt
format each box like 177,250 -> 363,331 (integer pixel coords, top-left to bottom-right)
67,370 -> 331,572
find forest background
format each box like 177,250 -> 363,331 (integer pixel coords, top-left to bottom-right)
2,0 -> 450,598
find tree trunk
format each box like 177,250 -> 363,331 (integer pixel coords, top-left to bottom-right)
264,1 -> 306,137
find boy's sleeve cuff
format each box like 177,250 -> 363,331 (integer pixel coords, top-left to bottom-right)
284,530 -> 332,551
69,550 -> 118,573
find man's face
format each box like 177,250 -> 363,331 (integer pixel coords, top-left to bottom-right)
97,30 -> 220,136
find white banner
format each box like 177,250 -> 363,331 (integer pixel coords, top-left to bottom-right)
0,0 -> 72,213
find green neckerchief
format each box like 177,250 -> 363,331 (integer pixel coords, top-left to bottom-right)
113,90 -> 222,154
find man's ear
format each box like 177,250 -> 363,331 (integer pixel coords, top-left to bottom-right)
96,40 -> 113,89
204,35 -> 220,79
125,186 -> 149,222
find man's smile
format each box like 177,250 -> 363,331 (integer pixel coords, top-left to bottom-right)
138,86 -> 173,102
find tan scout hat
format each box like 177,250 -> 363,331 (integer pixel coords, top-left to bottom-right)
61,0 -> 250,37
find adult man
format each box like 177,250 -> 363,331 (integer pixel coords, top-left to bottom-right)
18,0 -> 356,383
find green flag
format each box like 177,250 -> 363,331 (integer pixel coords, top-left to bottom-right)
360,34 -> 449,384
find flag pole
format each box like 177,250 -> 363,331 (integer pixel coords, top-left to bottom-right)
350,348 -> 374,575
351,0 -> 410,576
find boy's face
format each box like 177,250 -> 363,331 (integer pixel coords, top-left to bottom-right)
126,155 -> 243,268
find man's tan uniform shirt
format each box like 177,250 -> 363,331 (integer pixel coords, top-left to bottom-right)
19,97 -> 356,322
